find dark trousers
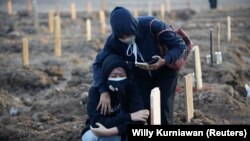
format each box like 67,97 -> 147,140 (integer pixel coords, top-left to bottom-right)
133,67 -> 178,125
209,0 -> 217,9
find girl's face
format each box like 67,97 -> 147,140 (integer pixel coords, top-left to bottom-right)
108,67 -> 126,78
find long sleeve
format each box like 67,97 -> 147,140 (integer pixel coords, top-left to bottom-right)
126,82 -> 145,112
87,87 -> 132,131
92,48 -> 109,94
150,19 -> 187,64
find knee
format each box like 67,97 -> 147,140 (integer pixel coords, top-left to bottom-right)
82,130 -> 97,141
98,136 -> 121,141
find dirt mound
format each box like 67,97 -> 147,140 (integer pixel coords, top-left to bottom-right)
0,90 -> 23,116
0,67 -> 53,91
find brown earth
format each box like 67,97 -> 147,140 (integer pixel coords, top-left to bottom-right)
0,5 -> 250,141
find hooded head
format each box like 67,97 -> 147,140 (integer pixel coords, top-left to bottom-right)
110,7 -> 138,39
102,54 -> 130,94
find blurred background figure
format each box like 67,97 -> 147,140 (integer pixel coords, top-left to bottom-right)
209,0 -> 218,9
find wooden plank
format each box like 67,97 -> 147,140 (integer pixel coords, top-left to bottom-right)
166,0 -> 171,13
86,19 -> 92,41
148,0 -> 152,16
184,74 -> 194,122
48,11 -> 54,33
27,0 -> 32,14
194,46 -> 203,90
217,23 -> 221,51
150,87 -> 161,125
87,2 -> 93,17
99,10 -> 106,35
133,9 -> 138,18
33,0 -> 39,28
70,3 -> 77,20
54,15 -> 61,57
7,0 -> 12,16
22,37 -> 29,66
227,16 -> 231,42
160,4 -> 165,21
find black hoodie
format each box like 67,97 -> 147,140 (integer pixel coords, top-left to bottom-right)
82,54 -> 144,138
92,6 -> 186,94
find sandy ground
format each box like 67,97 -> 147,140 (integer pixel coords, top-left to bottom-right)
0,0 -> 250,12
0,1 -> 250,141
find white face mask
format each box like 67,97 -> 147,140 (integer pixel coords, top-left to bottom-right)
107,76 -> 127,92
108,76 -> 127,81
119,35 -> 136,45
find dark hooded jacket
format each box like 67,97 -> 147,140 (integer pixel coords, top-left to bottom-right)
82,54 -> 144,137
92,6 -> 187,94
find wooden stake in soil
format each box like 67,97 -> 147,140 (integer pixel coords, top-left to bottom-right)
99,10 -> 106,35
227,16 -> 231,42
166,0 -> 171,13
133,9 -> 138,18
87,1 -> 93,17
187,0 -> 192,9
86,19 -> 92,41
32,0 -> 39,29
70,3 -> 77,20
160,4 -> 165,21
148,0 -> 152,16
22,38 -> 29,66
100,0 -> 105,11
184,73 -> 194,122
48,11 -> 54,33
55,0 -> 60,16
7,0 -> 12,16
54,15 -> 61,57
217,23 -> 221,51
193,46 -> 203,90
27,0 -> 32,15
209,28 -> 213,67
150,87 -> 161,125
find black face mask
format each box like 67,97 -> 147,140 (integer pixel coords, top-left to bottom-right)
107,77 -> 128,94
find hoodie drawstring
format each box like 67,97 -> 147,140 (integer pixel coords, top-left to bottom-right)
126,42 -> 152,76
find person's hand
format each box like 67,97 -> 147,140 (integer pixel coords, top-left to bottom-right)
90,123 -> 109,137
97,92 -> 111,115
130,109 -> 149,122
148,55 -> 166,71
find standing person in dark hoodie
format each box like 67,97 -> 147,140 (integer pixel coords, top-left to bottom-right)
81,54 -> 149,141
209,0 -> 217,9
92,6 -> 187,125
